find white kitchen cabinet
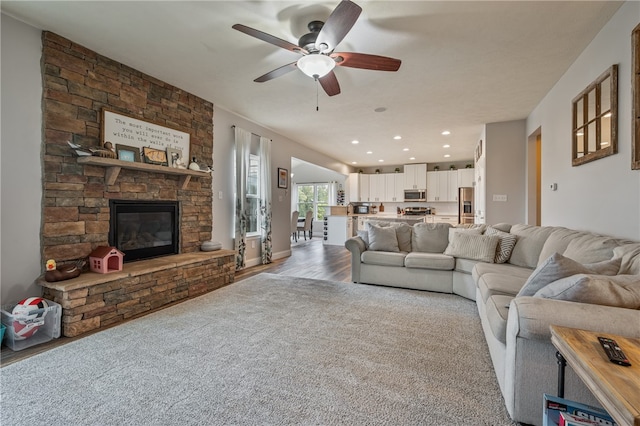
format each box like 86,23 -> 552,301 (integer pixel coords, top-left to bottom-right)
348,173 -> 372,202
433,215 -> 458,225
428,170 -> 461,202
404,163 -> 427,189
368,173 -> 386,202
446,170 -> 459,202
458,168 -> 475,188
324,215 -> 349,245
384,173 -> 404,202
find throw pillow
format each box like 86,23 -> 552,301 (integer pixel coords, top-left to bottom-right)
534,274 -> 640,309
443,232 -> 500,263
485,226 -> 517,264
367,223 -> 399,252
365,221 -> 412,252
448,227 -> 482,242
412,223 -> 451,253
517,253 -> 620,298
356,230 -> 369,249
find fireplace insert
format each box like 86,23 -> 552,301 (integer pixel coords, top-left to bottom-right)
109,200 -> 179,262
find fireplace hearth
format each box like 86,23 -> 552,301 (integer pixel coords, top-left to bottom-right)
109,200 -> 179,262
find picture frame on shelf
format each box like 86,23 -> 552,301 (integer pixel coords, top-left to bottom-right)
277,168 -> 288,189
115,144 -> 141,162
166,147 -> 184,168
142,146 -> 168,166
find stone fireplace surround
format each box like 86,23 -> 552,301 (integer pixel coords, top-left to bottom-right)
39,32 -> 234,337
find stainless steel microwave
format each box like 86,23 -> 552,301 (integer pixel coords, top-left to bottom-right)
404,189 -> 426,202
354,205 -> 370,214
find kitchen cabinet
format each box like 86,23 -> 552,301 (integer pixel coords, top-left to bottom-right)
385,173 -> 404,202
404,163 -> 427,189
458,168 -> 475,188
428,170 -> 463,202
368,173 -> 386,202
324,215 -> 350,245
349,173 -> 370,202
433,215 -> 459,225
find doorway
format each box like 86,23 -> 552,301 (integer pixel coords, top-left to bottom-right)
527,128 -> 542,226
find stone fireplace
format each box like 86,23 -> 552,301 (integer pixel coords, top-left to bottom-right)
38,32 -> 235,337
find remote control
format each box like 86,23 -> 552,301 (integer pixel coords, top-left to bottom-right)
598,337 -> 631,366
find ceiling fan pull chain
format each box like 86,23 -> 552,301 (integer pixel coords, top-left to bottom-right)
315,77 -> 319,111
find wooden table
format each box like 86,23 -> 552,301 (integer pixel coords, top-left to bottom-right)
550,325 -> 640,426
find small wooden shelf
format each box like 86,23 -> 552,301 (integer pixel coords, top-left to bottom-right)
77,156 -> 211,189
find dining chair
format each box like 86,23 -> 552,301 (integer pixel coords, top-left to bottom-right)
297,210 -> 313,240
291,211 -> 299,242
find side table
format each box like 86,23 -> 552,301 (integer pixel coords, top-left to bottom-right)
550,325 -> 640,426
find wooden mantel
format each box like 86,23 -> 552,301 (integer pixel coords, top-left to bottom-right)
77,156 -> 211,189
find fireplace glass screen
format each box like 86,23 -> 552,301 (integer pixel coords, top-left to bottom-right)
109,200 -> 179,262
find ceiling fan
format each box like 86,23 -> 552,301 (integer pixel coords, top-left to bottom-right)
232,0 -> 401,96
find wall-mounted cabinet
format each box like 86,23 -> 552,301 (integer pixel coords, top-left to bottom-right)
404,163 -> 427,189
427,170 -> 458,202
368,174 -> 385,202
385,173 -> 405,202
457,168 -> 475,188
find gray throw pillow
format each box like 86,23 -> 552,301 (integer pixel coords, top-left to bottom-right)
517,253 -> 621,297
443,232 -> 500,263
534,274 -> 640,309
412,223 -> 451,253
485,226 -> 517,264
367,223 -> 399,252
357,230 -> 369,249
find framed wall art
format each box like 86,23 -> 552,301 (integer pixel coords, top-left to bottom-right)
142,146 -> 168,166
115,144 -> 141,162
277,168 -> 288,189
166,147 -> 184,168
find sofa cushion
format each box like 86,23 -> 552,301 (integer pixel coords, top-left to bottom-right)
534,274 -> 640,309
361,250 -> 406,267
538,227 -> 580,264
491,223 -> 513,233
613,243 -> 640,275
411,222 -> 451,253
356,230 -> 370,249
508,224 -> 557,268
472,262 -> 534,282
444,232 -> 500,263
517,253 -> 621,298
485,295 -> 514,344
367,221 -> 412,252
485,226 -> 517,263
405,252 -> 455,270
455,258 -> 480,274
563,233 -> 620,264
367,223 -> 399,252
478,272 -> 529,302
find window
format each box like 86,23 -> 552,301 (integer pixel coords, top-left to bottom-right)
297,183 -> 329,221
246,154 -> 260,236
571,65 -> 618,166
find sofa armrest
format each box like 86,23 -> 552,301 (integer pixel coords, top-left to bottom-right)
345,237 -> 366,283
508,296 -> 640,342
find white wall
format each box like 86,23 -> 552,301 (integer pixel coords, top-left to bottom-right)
526,1 -> 640,239
212,107 -> 351,265
1,14 -> 44,303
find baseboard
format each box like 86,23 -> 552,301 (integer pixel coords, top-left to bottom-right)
243,249 -> 291,268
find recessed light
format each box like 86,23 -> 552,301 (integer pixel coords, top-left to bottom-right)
444,154 -> 451,158
351,161 -> 357,164
366,151 -> 373,154
351,140 -> 359,144
442,130 -> 451,136
403,148 -> 409,151
393,135 -> 402,140
443,144 -> 450,148
378,159 -> 384,162
409,157 -> 416,160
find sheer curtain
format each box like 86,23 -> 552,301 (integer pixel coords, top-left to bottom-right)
234,127 -> 251,270
259,136 -> 272,264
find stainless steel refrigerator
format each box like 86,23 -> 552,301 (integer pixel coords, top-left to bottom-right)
458,187 -> 474,225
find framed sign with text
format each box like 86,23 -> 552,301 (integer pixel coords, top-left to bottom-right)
101,109 -> 190,162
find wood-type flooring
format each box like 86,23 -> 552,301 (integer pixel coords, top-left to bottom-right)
1,238 -> 351,366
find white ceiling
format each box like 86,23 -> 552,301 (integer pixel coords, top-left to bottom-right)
2,1 -> 622,168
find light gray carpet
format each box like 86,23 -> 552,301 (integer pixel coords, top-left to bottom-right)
1,273 -> 516,425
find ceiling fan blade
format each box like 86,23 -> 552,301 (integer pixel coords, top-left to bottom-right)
331,52 -> 401,71
232,24 -> 307,54
315,0 -> 362,53
254,62 -> 298,83
319,71 -> 341,96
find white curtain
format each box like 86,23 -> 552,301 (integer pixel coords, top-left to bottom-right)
328,182 -> 338,206
259,136 -> 272,264
234,127 -> 251,270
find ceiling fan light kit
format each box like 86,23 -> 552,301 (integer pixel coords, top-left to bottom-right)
297,54 -> 335,79
233,0 -> 401,97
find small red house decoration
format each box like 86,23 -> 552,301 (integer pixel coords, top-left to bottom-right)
89,246 -> 124,274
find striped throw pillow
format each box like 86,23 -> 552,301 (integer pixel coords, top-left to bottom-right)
444,232 -> 500,263
485,226 -> 517,263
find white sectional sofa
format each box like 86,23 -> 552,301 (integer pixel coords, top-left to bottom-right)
345,221 -> 640,425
